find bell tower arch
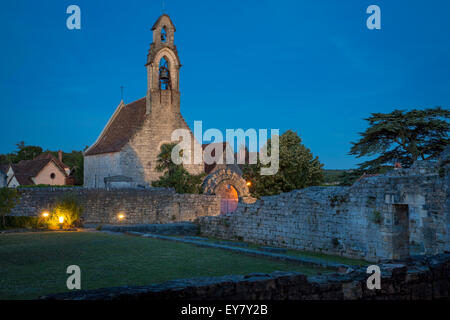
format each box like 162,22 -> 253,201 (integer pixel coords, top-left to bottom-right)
146,14 -> 181,115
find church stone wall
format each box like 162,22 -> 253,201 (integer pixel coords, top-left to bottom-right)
9,187 -> 220,225
122,99 -> 204,186
84,152 -> 122,188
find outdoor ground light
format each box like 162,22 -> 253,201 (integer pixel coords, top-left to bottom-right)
246,181 -> 252,187
58,216 -> 64,229
118,213 -> 125,220
41,211 -> 49,218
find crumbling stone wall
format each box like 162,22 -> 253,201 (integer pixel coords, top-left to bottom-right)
41,253 -> 450,300
198,151 -> 449,262
8,188 -> 220,225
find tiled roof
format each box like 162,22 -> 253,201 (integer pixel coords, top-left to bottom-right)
85,98 -> 147,156
13,174 -> 34,186
35,153 -> 69,170
12,159 -> 52,177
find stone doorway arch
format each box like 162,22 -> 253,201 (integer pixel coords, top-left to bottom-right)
202,168 -> 255,213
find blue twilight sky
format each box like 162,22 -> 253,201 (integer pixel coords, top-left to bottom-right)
0,0 -> 449,169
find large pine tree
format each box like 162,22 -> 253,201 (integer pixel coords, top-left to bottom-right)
350,107 -> 449,170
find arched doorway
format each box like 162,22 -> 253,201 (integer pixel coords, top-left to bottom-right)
202,168 -> 256,213
215,183 -> 239,214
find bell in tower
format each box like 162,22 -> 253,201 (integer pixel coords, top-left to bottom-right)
146,14 -> 181,114
159,57 -> 171,90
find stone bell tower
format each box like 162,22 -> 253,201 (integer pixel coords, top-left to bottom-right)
145,14 -> 181,115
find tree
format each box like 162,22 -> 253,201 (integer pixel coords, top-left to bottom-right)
12,141 -> 43,163
152,143 -> 205,194
0,153 -> 15,165
350,107 -> 450,171
243,130 -> 323,198
0,188 -> 21,228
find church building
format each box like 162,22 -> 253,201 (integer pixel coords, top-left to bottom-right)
84,14 -> 204,188
84,14 -> 254,212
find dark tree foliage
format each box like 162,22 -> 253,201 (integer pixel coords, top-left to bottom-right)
151,143 -> 205,194
0,188 -> 20,228
0,142 -> 43,164
243,130 -> 323,198
0,154 -> 15,165
14,141 -> 43,163
350,107 -> 449,171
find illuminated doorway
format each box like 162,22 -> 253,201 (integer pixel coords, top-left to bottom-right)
216,183 -> 239,214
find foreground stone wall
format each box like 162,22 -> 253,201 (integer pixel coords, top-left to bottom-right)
41,253 -> 450,300
9,188 -> 221,224
198,151 -> 449,262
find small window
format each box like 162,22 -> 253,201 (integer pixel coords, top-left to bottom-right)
50,173 -> 56,179
161,27 -> 167,43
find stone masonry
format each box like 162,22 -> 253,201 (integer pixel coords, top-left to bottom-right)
9,187 -> 220,225
41,253 -> 450,300
198,148 -> 450,262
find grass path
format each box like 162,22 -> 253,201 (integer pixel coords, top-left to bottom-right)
0,231 -> 327,299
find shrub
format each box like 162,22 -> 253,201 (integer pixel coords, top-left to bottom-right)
151,143 -> 205,194
1,216 -> 40,229
47,194 -> 83,229
0,188 -> 21,228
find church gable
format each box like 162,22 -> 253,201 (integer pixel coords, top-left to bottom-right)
85,98 -> 147,156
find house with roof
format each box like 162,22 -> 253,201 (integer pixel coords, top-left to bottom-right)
6,151 -> 70,187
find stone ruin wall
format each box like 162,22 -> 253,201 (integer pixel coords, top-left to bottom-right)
9,187 -> 221,225
42,253 -> 450,300
198,151 -> 449,262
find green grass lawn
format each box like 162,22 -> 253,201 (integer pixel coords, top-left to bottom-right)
0,231 -> 328,300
